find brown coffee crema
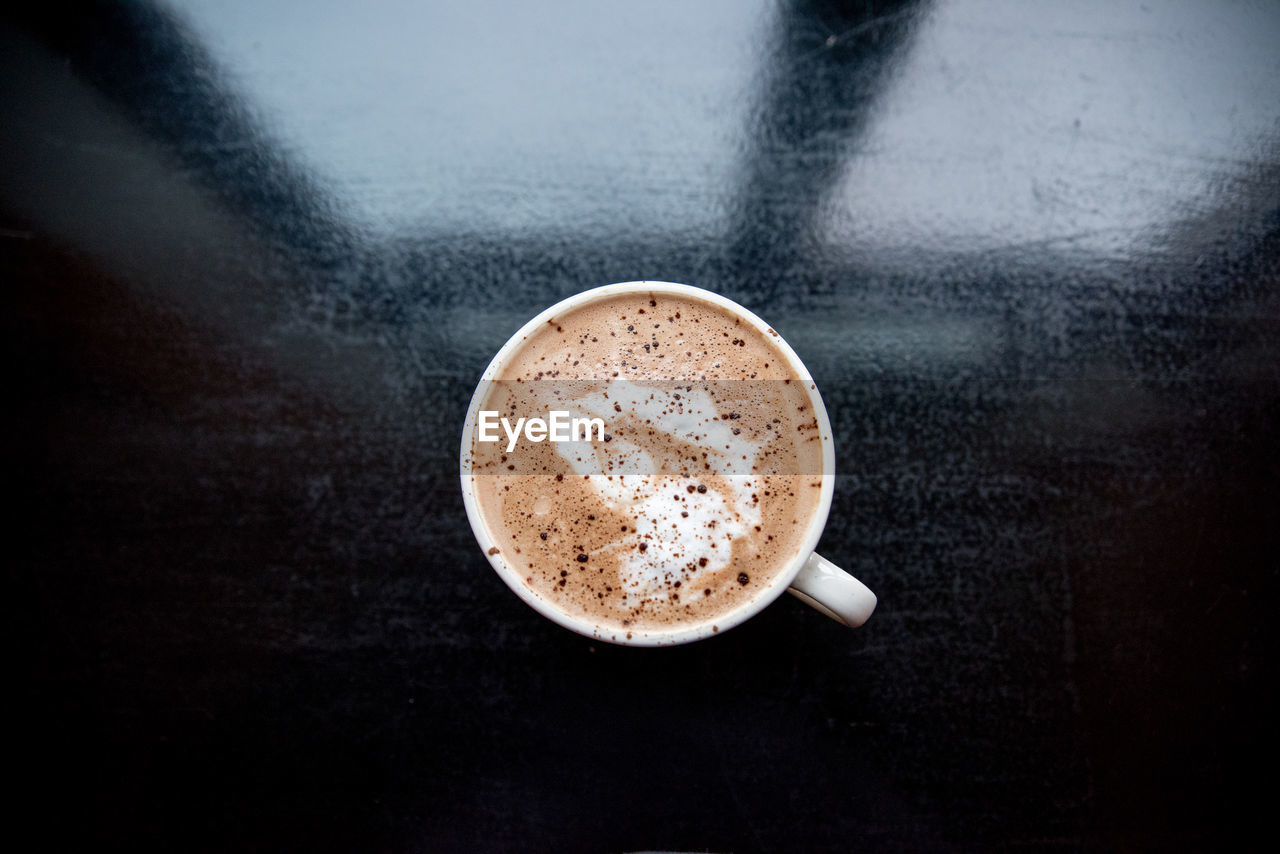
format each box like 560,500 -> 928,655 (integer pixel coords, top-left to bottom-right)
467,291 -> 825,637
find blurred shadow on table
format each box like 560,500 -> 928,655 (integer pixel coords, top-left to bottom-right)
3,0 -> 1278,850
728,0 -> 927,302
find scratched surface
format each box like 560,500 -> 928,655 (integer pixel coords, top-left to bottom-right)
3,0 -> 1278,851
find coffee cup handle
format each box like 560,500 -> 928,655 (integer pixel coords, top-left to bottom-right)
786,553 -> 877,627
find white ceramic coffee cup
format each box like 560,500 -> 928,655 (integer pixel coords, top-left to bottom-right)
459,281 -> 875,646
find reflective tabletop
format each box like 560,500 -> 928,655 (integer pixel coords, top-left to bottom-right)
4,1 -> 1278,850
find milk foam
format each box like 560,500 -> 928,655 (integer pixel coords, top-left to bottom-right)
550,381 -> 766,606
556,382 -> 765,475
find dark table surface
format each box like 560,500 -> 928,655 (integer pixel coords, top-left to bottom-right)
4,1 -> 1278,851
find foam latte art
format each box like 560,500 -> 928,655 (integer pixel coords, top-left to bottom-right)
466,291 -> 826,636
552,383 -> 765,605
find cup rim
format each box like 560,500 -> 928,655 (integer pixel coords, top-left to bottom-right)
458,281 -> 835,646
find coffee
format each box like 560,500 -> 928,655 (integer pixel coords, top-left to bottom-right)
464,290 -> 825,638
